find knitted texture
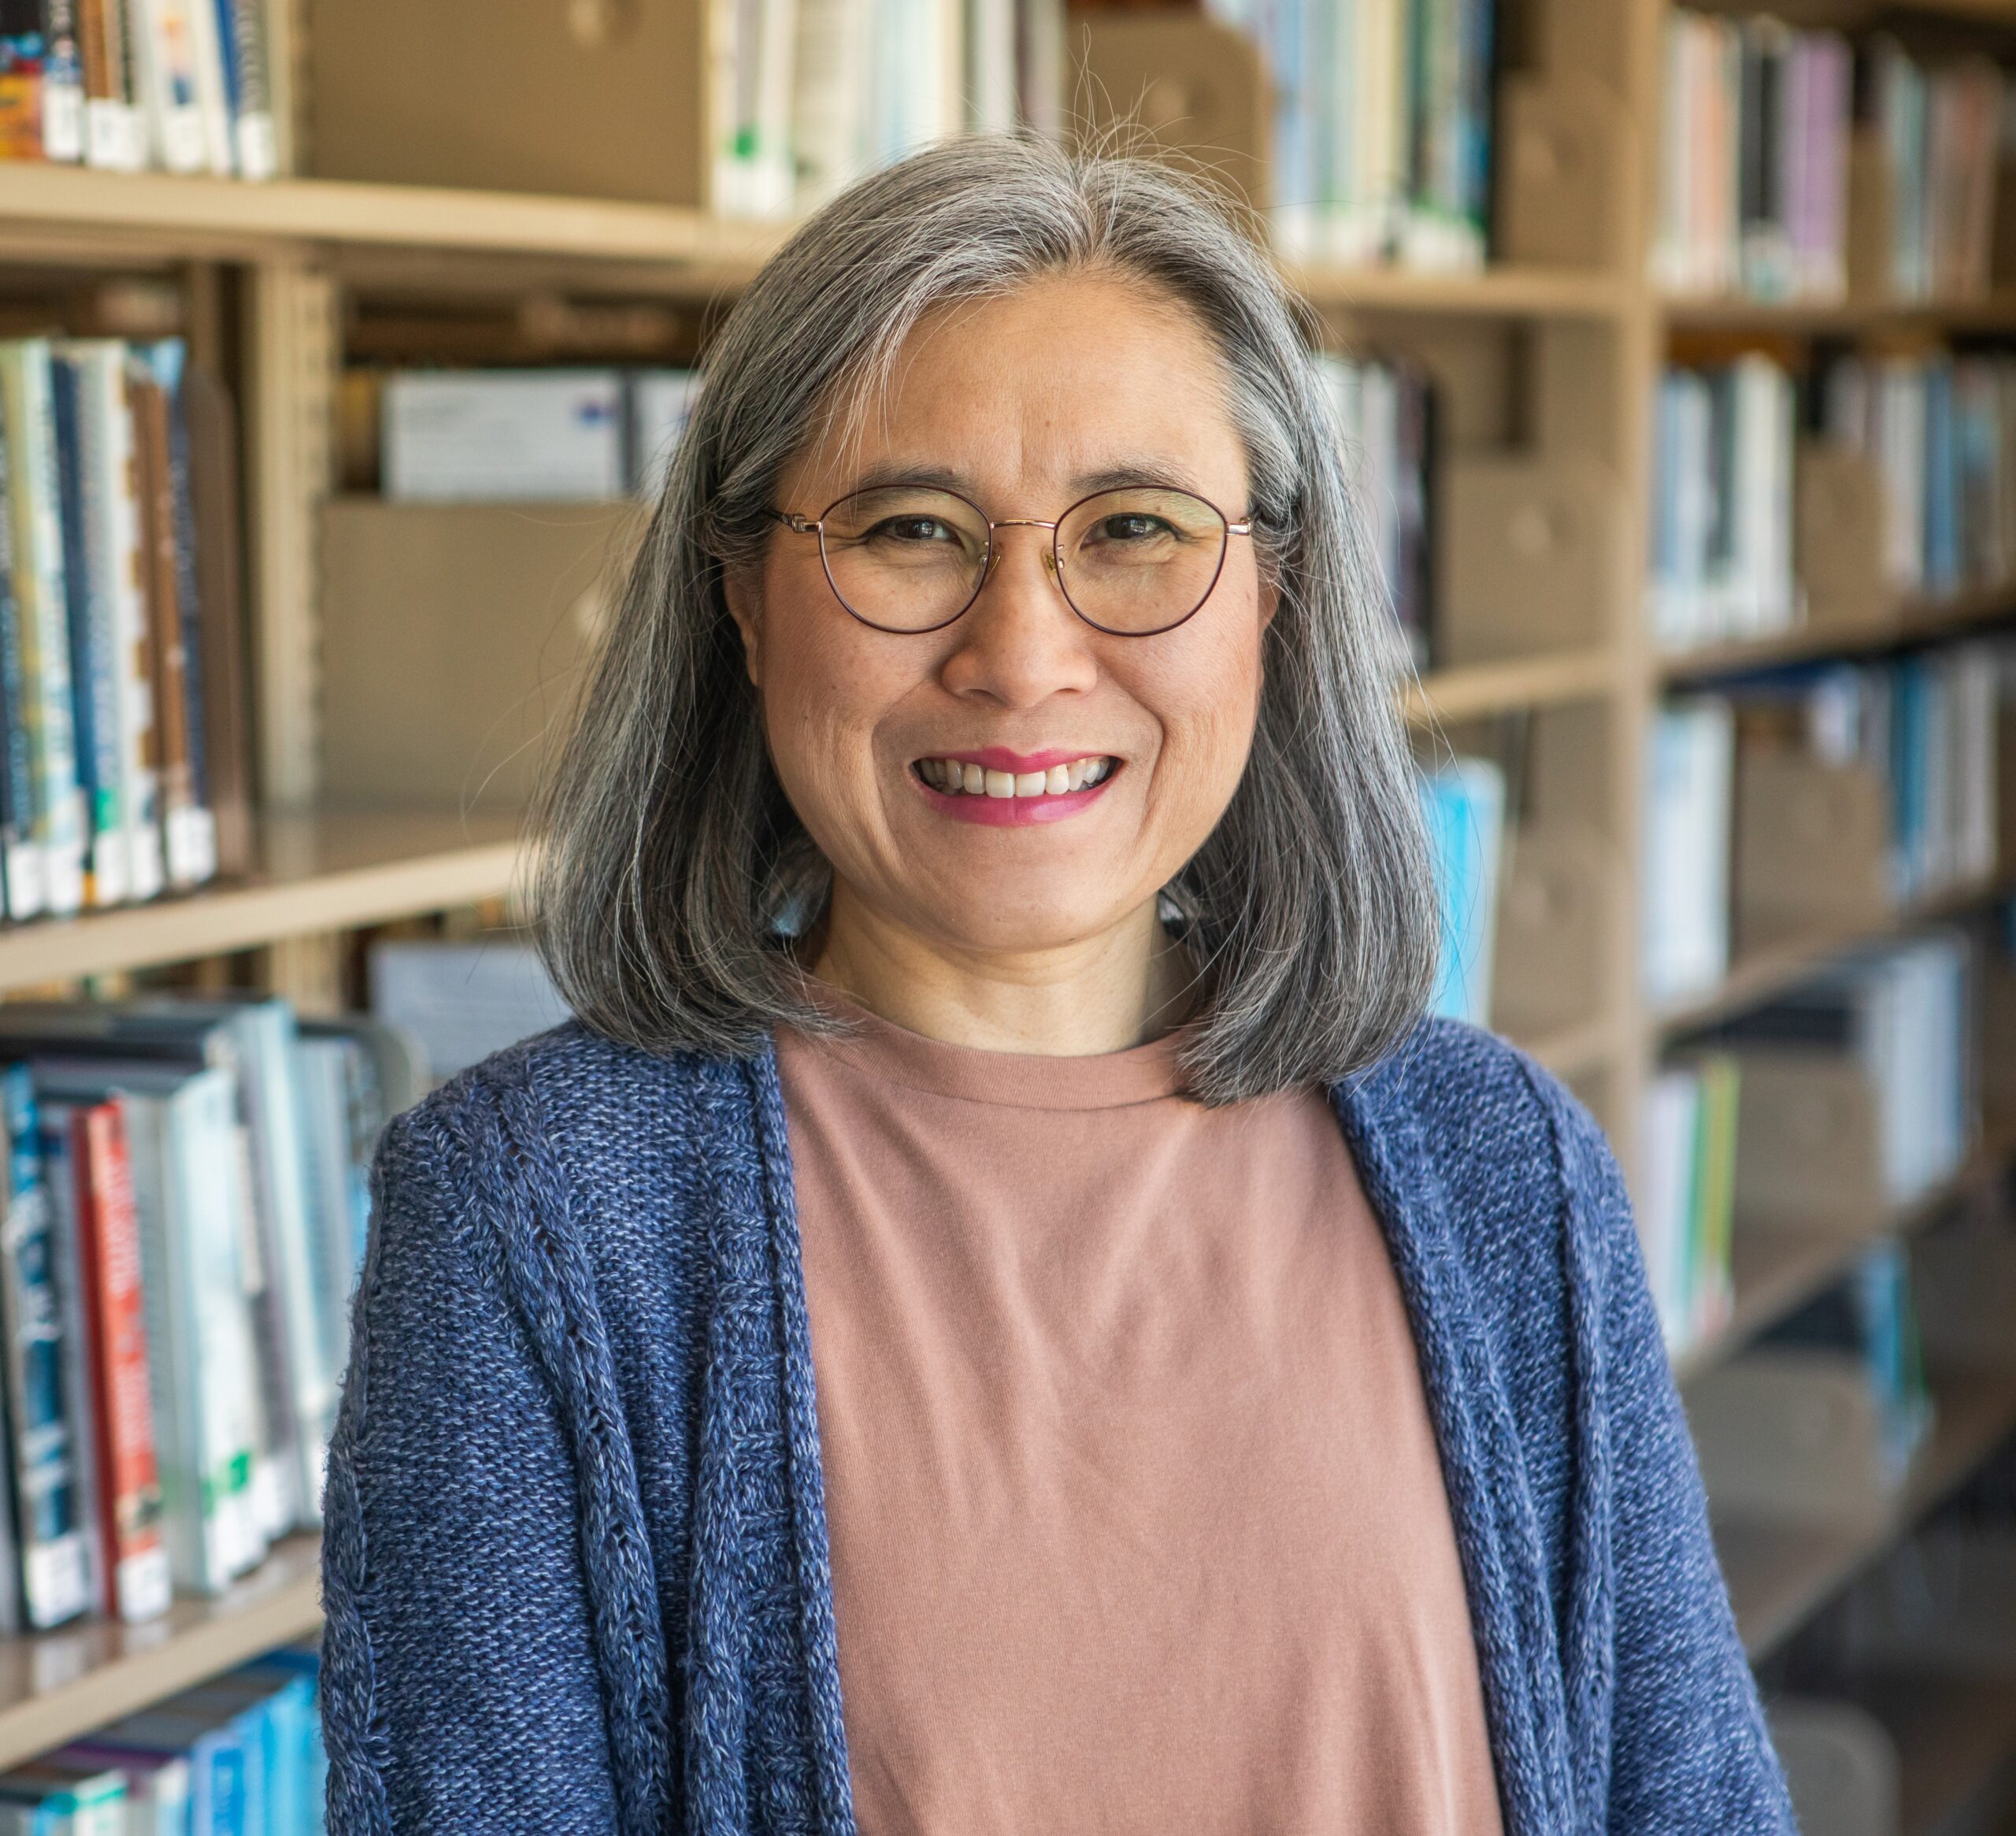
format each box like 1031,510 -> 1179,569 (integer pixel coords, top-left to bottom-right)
319,1016 -> 1796,1834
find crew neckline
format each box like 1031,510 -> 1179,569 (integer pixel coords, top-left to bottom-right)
786,983 -> 1194,1110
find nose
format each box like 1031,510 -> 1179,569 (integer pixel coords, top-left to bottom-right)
936,525 -> 1098,709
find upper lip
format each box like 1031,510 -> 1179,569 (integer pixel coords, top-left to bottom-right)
914,746 -> 1112,773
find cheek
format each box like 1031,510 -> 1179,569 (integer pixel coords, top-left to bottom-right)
750,563 -> 917,827
1133,598 -> 1269,818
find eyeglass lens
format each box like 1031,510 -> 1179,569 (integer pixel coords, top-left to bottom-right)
815,485 -> 1231,635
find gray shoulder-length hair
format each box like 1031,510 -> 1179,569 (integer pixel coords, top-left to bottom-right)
530,134 -> 1438,1106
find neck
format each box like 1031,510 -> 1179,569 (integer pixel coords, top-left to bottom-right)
807,881 -> 1194,1056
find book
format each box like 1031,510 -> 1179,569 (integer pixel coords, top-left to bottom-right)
1418,755 -> 1506,1027
76,0 -> 136,168
215,0 -> 268,177
1641,696 -> 1734,1004
130,0 -> 205,172
0,340 -> 89,916
1637,1052 -> 1740,1355
0,374 -> 42,921
0,1760 -> 125,1836
0,3 -> 46,160
0,1064 -> 91,1630
38,0 -> 82,158
40,1090 -> 171,1623
181,359 -> 249,880
50,346 -> 130,908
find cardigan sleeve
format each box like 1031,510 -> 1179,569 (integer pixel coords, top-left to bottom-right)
1547,1083 -> 1798,1834
319,1101 -> 623,1834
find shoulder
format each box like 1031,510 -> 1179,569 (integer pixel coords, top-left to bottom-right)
1347,1014 -> 1621,1237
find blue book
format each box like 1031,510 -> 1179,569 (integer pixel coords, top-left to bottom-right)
1420,756 -> 1507,1027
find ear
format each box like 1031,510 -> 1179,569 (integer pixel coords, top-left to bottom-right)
724,568 -> 764,688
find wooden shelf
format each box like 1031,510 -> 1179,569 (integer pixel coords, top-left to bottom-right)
0,1536 -> 320,1772
1671,1129 -> 2016,1385
1654,873 -> 2012,1037
1404,649 -> 1617,725
1662,288 -> 2016,333
1719,1367 -> 2016,1660
1515,1014 -> 1618,1081
1658,587 -> 2016,684
1290,261 -> 1628,319
0,809 -> 524,991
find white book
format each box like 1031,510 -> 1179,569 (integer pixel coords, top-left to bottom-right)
1641,699 -> 1733,1003
791,0 -> 864,210
1340,0 -> 1404,265
628,369 -> 702,498
1636,1070 -> 1699,1348
382,371 -> 626,503
132,0 -> 208,173
181,0 -> 232,173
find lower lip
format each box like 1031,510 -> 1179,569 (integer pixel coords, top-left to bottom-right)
914,770 -> 1118,826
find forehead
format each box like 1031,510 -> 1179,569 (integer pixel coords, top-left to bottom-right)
793,268 -> 1247,499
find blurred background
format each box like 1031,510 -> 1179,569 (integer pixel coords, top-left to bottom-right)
0,0 -> 2007,1829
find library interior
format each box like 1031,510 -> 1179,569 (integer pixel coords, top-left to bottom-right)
0,0 -> 2012,1827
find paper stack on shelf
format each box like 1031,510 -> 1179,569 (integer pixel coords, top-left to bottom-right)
0,996 -> 414,1632
1638,1051 -> 1740,1356
1647,354 -> 1799,652
1317,352 -> 1437,668
379,368 -> 702,504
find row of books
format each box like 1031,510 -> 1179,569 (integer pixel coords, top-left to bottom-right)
1648,354 -> 1799,653
0,996 -> 412,1635
1640,641 -> 2005,1004
0,335 -> 246,923
1654,19 -> 2007,304
0,0 -> 280,177
1650,349 -> 2016,651
1653,12 -> 1852,302
1822,352 -> 2016,603
374,367 -> 700,504
1210,0 -> 1496,270
710,0 -> 1064,218
1318,353 -> 1436,667
1644,925 -> 1978,1365
1724,930 -> 1976,1211
11,1647 -> 323,1833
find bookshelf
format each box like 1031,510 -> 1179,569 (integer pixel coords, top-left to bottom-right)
0,0 -> 2009,1811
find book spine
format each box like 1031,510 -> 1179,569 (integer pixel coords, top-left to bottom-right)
138,0 -> 204,172
149,343 -> 213,885
76,0 -> 119,165
0,375 -> 40,922
50,351 -> 127,907
0,1063 -> 90,1629
73,1100 -> 169,1623
128,357 -> 201,890
0,343 -> 87,916
219,0 -> 266,177
89,345 -> 158,900
39,0 -> 83,159
180,0 -> 227,172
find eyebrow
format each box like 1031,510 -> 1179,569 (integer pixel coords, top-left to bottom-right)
835,458 -> 1214,503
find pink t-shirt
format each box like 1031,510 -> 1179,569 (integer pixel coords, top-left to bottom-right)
778,1001 -> 1504,1834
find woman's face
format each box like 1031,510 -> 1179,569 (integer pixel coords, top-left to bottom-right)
729,269 -> 1274,962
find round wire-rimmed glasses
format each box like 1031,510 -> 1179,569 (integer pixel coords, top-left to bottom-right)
765,483 -> 1255,636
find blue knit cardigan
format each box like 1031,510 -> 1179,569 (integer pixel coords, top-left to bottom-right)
318,1014 -> 1796,1834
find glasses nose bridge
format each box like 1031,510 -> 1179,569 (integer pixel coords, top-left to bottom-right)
980,515 -> 1063,586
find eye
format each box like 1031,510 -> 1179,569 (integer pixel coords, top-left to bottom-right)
1086,512 -> 1178,545
867,514 -> 963,546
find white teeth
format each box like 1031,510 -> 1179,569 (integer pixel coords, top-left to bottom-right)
921,756 -> 1115,797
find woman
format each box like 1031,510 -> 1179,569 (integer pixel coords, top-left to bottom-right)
321,138 -> 1793,1834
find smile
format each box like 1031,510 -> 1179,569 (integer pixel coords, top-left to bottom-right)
910,749 -> 1120,826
